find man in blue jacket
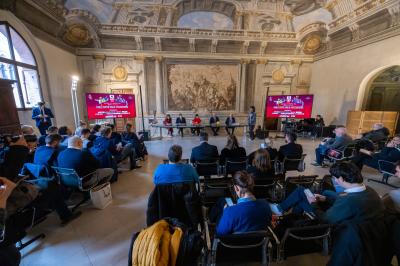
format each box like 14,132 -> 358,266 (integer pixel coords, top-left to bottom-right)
190,132 -> 219,163
34,134 -> 62,167
248,106 -> 256,140
58,136 -> 113,185
31,101 -> 54,135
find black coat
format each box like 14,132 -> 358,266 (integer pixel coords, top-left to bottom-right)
209,116 -> 220,124
176,117 -> 186,124
278,142 -> 303,160
146,183 -> 201,228
190,142 -> 219,163
219,147 -> 246,165
225,117 -> 236,126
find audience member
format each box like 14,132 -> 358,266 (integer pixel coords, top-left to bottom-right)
31,101 -> 54,135
90,124 -> 102,139
215,171 -> 272,235
361,123 -> 390,143
190,132 -> 219,163
21,125 -> 35,136
0,177 -> 20,266
312,126 -> 353,166
191,114 -> 202,136
225,113 -> 236,135
270,162 -> 384,224
58,126 -> 73,146
352,135 -> 400,170
92,127 -> 139,170
24,134 -> 38,163
219,134 -> 246,165
74,121 -> 87,137
384,161 -> 400,213
313,115 -> 325,138
247,149 -> 275,181
105,124 -> 123,145
248,106 -> 256,140
33,134 -> 62,167
122,123 -> 147,159
38,126 -> 58,146
209,111 -> 220,136
278,132 -> 303,161
153,145 -> 199,184
80,128 -> 92,149
0,136 -> 29,180
175,113 -> 186,137
57,136 -> 113,185
248,139 -> 278,164
163,114 -> 173,136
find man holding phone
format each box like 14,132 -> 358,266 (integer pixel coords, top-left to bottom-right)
32,101 -> 54,135
270,162 -> 384,224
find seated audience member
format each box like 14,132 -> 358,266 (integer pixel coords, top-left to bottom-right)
225,113 -> 236,135
105,124 -> 123,144
57,136 -> 113,184
312,115 -> 325,138
38,126 -> 58,146
121,123 -> 147,159
247,149 -> 275,181
270,162 -> 384,224
25,134 -> 38,163
175,113 -> 186,137
190,132 -> 219,163
74,121 -> 87,137
34,134 -> 63,167
21,125 -> 35,136
163,114 -> 173,136
312,126 -> 353,166
92,127 -> 139,170
278,132 -> 303,161
153,145 -> 199,185
90,124 -> 102,140
58,126 -> 73,146
361,123 -> 390,142
248,139 -> 278,164
0,136 -> 30,181
0,177 -> 20,266
215,171 -> 272,235
80,128 -> 92,149
352,135 -> 400,170
209,111 -> 220,136
383,161 -> 400,213
191,114 -> 202,136
219,134 -> 246,165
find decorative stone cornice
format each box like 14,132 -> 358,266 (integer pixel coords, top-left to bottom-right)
93,54 -> 106,60
256,59 -> 268,64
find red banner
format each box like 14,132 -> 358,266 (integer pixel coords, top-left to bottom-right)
86,93 -> 136,119
266,94 -> 314,119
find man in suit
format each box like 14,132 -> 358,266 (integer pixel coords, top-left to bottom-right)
34,134 -> 62,167
248,106 -> 256,140
57,136 -> 113,185
32,101 -> 54,135
278,132 -> 303,161
190,132 -> 219,163
225,113 -> 236,135
312,126 -> 353,166
176,113 -> 186,137
209,111 -> 220,136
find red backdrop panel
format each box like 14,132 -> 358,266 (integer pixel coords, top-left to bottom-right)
86,93 -> 136,119
265,94 -> 314,119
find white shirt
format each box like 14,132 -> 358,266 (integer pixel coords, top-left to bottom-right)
344,185 -> 366,193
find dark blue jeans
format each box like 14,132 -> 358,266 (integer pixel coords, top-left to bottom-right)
279,187 -> 315,214
315,144 -> 329,165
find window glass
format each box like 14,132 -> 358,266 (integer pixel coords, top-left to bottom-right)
10,28 -> 36,66
17,66 -> 41,108
11,82 -> 22,108
0,62 -> 16,80
0,25 -> 12,59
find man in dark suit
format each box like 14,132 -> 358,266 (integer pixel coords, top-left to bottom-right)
34,134 -> 63,167
278,132 -> 303,161
31,101 -> 54,135
57,136 -> 113,185
190,132 -> 219,163
176,113 -> 186,137
209,111 -> 220,136
225,113 -> 236,135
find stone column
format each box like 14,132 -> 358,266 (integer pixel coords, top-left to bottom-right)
165,7 -> 174,26
239,59 -> 249,113
155,56 -> 163,114
235,11 -> 243,30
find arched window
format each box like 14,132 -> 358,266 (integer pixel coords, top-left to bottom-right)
0,22 -> 42,109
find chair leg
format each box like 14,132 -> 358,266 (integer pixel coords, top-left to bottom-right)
17,233 -> 45,250
368,174 -> 399,189
322,236 -> 329,256
71,193 -> 90,212
261,239 -> 269,265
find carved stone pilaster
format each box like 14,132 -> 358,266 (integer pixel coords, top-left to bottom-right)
135,36 -> 143,50
349,23 -> 360,41
154,37 -> 162,51
388,4 -> 400,27
189,38 -> 196,52
211,39 -> 218,53
260,41 -> 268,55
154,56 -> 163,114
242,41 -> 250,54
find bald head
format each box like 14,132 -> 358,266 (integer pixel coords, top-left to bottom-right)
373,123 -> 383,130
335,126 -> 347,137
68,136 -> 83,149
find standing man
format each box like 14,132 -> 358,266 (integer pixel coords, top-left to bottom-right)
248,106 -> 256,140
32,101 -> 54,135
225,113 -> 236,135
209,111 -> 220,136
176,113 -> 186,137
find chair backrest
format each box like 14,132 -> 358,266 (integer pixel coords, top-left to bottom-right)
194,159 -> 220,177
225,157 -> 248,175
51,166 -> 82,189
342,144 -> 356,158
282,154 -> 306,172
285,175 -> 318,191
162,159 -> 189,164
378,160 -> 396,175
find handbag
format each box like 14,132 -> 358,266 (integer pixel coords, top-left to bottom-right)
6,182 -> 40,216
90,182 -> 112,209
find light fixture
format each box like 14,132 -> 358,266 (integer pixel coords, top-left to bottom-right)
71,75 -> 80,81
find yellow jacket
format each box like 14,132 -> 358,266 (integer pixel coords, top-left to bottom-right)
132,220 -> 183,266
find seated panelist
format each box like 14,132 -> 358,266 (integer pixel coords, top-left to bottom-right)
176,113 -> 186,137
163,114 -> 173,136
209,111 -> 220,136
191,114 -> 202,136
153,145 -> 199,185
225,113 -> 236,135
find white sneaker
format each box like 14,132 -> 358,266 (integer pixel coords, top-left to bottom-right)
269,203 -> 283,216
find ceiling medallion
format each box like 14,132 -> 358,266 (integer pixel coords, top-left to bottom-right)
113,65 -> 128,81
63,24 -> 91,46
272,69 -> 285,83
303,35 -> 322,55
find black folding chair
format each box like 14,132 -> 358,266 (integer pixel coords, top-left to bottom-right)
326,143 -> 356,164
275,154 -> 307,176
224,157 -> 248,177
368,160 -> 399,188
194,159 -> 221,179
253,178 -> 284,202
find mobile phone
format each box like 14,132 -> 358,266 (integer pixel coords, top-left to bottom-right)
225,197 -> 234,207
304,189 -> 315,199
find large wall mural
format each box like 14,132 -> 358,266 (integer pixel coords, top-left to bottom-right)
167,64 -> 238,111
